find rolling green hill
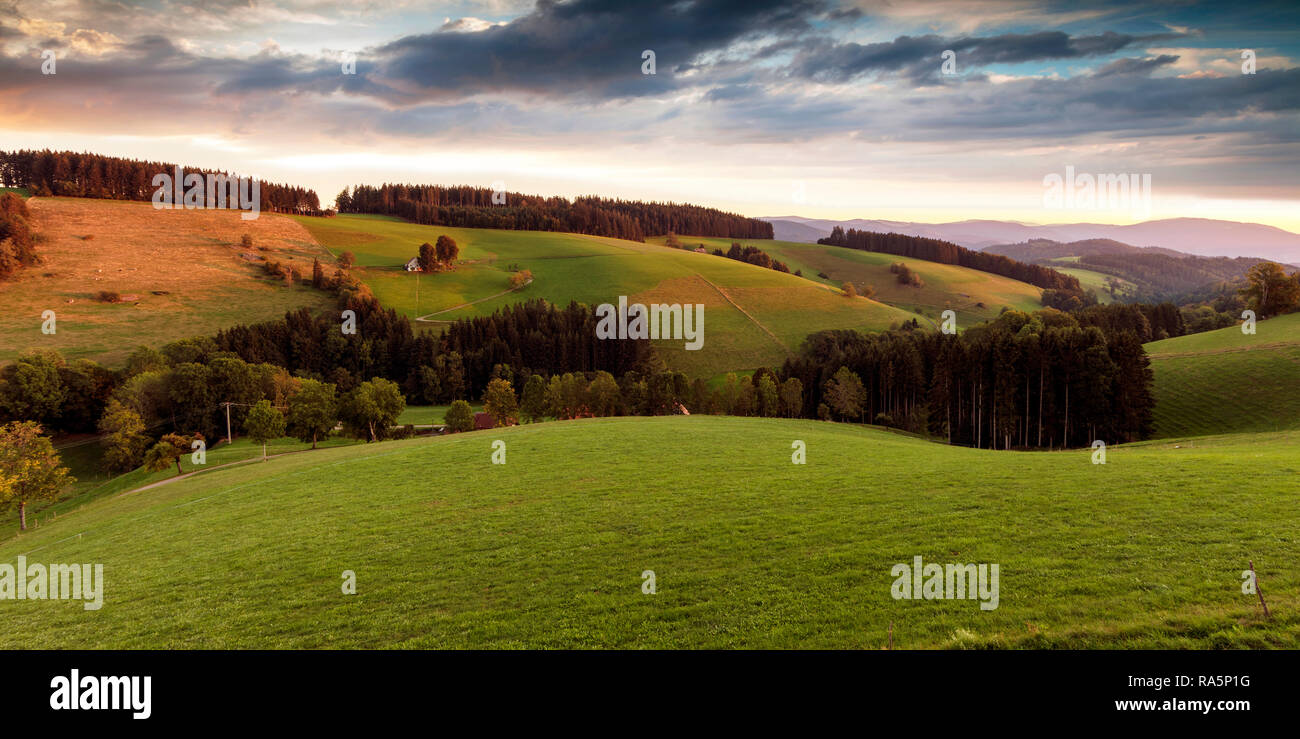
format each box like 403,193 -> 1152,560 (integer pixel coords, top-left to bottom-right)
2,416 -> 1294,649
657,236 -> 1045,328
294,216 -> 921,376
1146,312 -> 1300,437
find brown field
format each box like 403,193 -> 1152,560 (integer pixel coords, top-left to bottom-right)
0,197 -> 336,366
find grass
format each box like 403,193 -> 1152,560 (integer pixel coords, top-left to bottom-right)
2,415 -> 1295,649
17,436 -> 363,536
658,236 -> 1045,328
294,216 -> 922,376
397,404 -> 483,425
1,186 -> 30,198
1048,260 -> 1137,304
0,198 -> 336,366
1146,312 -> 1300,438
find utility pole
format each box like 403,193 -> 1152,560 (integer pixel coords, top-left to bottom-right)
222,402 -> 233,446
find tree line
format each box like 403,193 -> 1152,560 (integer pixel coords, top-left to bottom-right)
337,184 -> 773,241
0,150 -> 326,216
818,226 -> 1082,292
782,307 -> 1155,450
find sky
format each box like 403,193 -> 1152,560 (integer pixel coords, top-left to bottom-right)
1,0 -> 1298,231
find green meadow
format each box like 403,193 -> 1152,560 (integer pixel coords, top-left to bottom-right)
1049,261 -> 1137,304
2,415 -> 1294,649
294,215 -> 921,376
396,404 -> 483,426
25,437 -> 364,534
1146,312 -> 1300,438
657,236 -> 1044,327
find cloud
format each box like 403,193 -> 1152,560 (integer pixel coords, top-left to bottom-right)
439,17 -> 504,33
788,30 -> 1186,84
1093,54 -> 1179,77
365,0 -> 827,102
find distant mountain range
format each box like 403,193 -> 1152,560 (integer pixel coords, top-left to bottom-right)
760,216 -> 1300,264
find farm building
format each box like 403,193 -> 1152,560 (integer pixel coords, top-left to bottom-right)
404,257 -> 422,272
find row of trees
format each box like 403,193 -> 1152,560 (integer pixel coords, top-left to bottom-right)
449,367 -> 807,430
818,226 -> 1082,292
337,184 -> 773,241
782,308 -> 1155,449
0,150 -> 326,215
711,242 -> 792,274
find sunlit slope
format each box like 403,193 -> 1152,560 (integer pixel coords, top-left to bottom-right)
656,236 -> 1044,327
0,198 -> 335,366
2,416 -> 1295,649
1048,259 -> 1137,304
1146,312 -> 1300,438
296,216 -> 920,375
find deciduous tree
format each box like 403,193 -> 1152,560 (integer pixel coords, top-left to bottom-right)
0,421 -> 73,530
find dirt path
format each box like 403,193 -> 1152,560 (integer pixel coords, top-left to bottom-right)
414,279 -> 532,322
694,274 -> 791,355
115,449 -> 311,498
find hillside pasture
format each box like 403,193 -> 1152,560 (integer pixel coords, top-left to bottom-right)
295,215 -> 921,376
658,236 -> 1044,328
1,415 -> 1295,649
1146,312 -> 1300,437
0,197 -> 336,366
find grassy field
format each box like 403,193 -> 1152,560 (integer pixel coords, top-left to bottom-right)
397,404 -> 483,425
657,236 -> 1045,328
0,198 -> 336,366
2,415 -> 1295,649
18,436 -> 364,535
1,186 -> 30,198
294,216 -> 921,376
1048,259 -> 1137,304
1146,312 -> 1300,438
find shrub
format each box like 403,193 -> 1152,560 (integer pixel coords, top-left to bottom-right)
509,269 -> 532,289
96,290 -> 121,303
444,400 -> 474,433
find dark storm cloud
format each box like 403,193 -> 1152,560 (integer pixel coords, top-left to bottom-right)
1093,54 -> 1179,77
360,0 -> 828,101
789,30 -> 1187,84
